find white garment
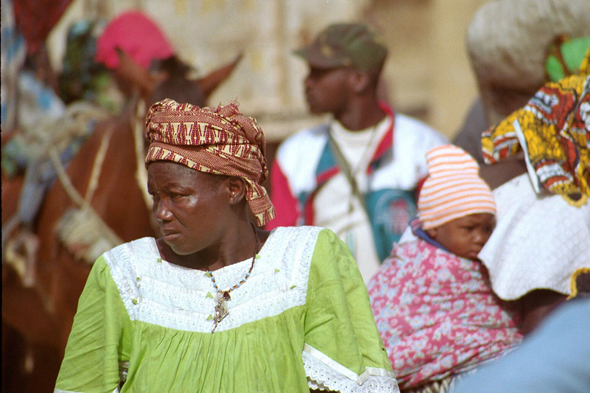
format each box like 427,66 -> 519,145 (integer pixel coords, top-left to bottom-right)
273,111 -> 449,283
479,174 -> 590,300
105,227 -> 321,332
314,118 -> 390,282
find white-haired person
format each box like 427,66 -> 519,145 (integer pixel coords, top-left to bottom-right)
367,145 -> 523,393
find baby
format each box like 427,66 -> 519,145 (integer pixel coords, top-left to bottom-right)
368,144 -> 522,392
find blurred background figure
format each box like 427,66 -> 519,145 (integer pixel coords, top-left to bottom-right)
453,0 -> 590,164
478,49 -> 590,334
267,22 -> 448,282
58,19 -> 118,111
461,0 -> 590,335
1,0 -> 27,136
2,0 -> 110,285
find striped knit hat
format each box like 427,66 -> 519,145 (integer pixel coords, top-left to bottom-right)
418,145 -> 496,230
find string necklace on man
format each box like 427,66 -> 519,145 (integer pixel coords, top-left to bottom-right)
328,123 -> 381,257
328,123 -> 380,214
207,222 -> 259,333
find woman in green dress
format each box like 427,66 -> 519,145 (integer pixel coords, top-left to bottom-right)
54,98 -> 397,393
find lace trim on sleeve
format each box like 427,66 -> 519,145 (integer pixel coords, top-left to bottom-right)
303,345 -> 399,393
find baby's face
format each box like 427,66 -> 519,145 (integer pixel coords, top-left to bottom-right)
426,213 -> 495,260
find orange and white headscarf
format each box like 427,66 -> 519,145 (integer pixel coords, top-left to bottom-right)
418,145 -> 496,230
145,99 -> 275,227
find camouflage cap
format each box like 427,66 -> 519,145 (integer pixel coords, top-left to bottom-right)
294,23 -> 388,71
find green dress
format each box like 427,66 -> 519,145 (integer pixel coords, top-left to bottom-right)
54,226 -> 398,392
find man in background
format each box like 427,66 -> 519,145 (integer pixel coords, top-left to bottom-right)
267,22 -> 448,282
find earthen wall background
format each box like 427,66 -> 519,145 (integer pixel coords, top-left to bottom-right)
47,0 -> 491,141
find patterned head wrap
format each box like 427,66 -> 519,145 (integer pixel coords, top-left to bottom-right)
482,48 -> 590,207
145,99 -> 275,226
418,145 -> 496,230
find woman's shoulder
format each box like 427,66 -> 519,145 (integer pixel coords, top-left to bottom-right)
267,226 -> 349,257
267,225 -> 326,243
99,237 -> 159,284
103,237 -> 157,263
264,226 -> 340,271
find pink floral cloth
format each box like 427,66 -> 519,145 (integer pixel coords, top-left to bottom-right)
367,238 -> 522,389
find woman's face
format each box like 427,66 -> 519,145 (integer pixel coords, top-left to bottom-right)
147,161 -> 229,255
426,213 -> 496,261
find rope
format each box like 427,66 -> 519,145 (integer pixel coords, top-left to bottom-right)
84,125 -> 114,203
8,101 -> 153,264
48,147 -> 123,263
133,100 -> 153,210
132,100 -> 160,234
48,147 -> 86,208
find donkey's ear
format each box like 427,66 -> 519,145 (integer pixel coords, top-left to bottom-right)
115,48 -> 160,99
196,53 -> 243,99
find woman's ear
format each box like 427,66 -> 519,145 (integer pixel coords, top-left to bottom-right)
227,177 -> 247,205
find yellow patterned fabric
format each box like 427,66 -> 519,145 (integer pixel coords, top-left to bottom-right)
144,99 -> 275,226
482,50 -> 590,206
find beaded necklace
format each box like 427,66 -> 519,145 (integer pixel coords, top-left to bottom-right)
208,222 -> 258,333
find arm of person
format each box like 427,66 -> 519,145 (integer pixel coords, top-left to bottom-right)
519,289 -> 566,335
54,257 -> 131,393
266,158 -> 300,230
303,229 -> 399,393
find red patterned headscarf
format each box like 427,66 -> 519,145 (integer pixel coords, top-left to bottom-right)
145,99 -> 275,226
